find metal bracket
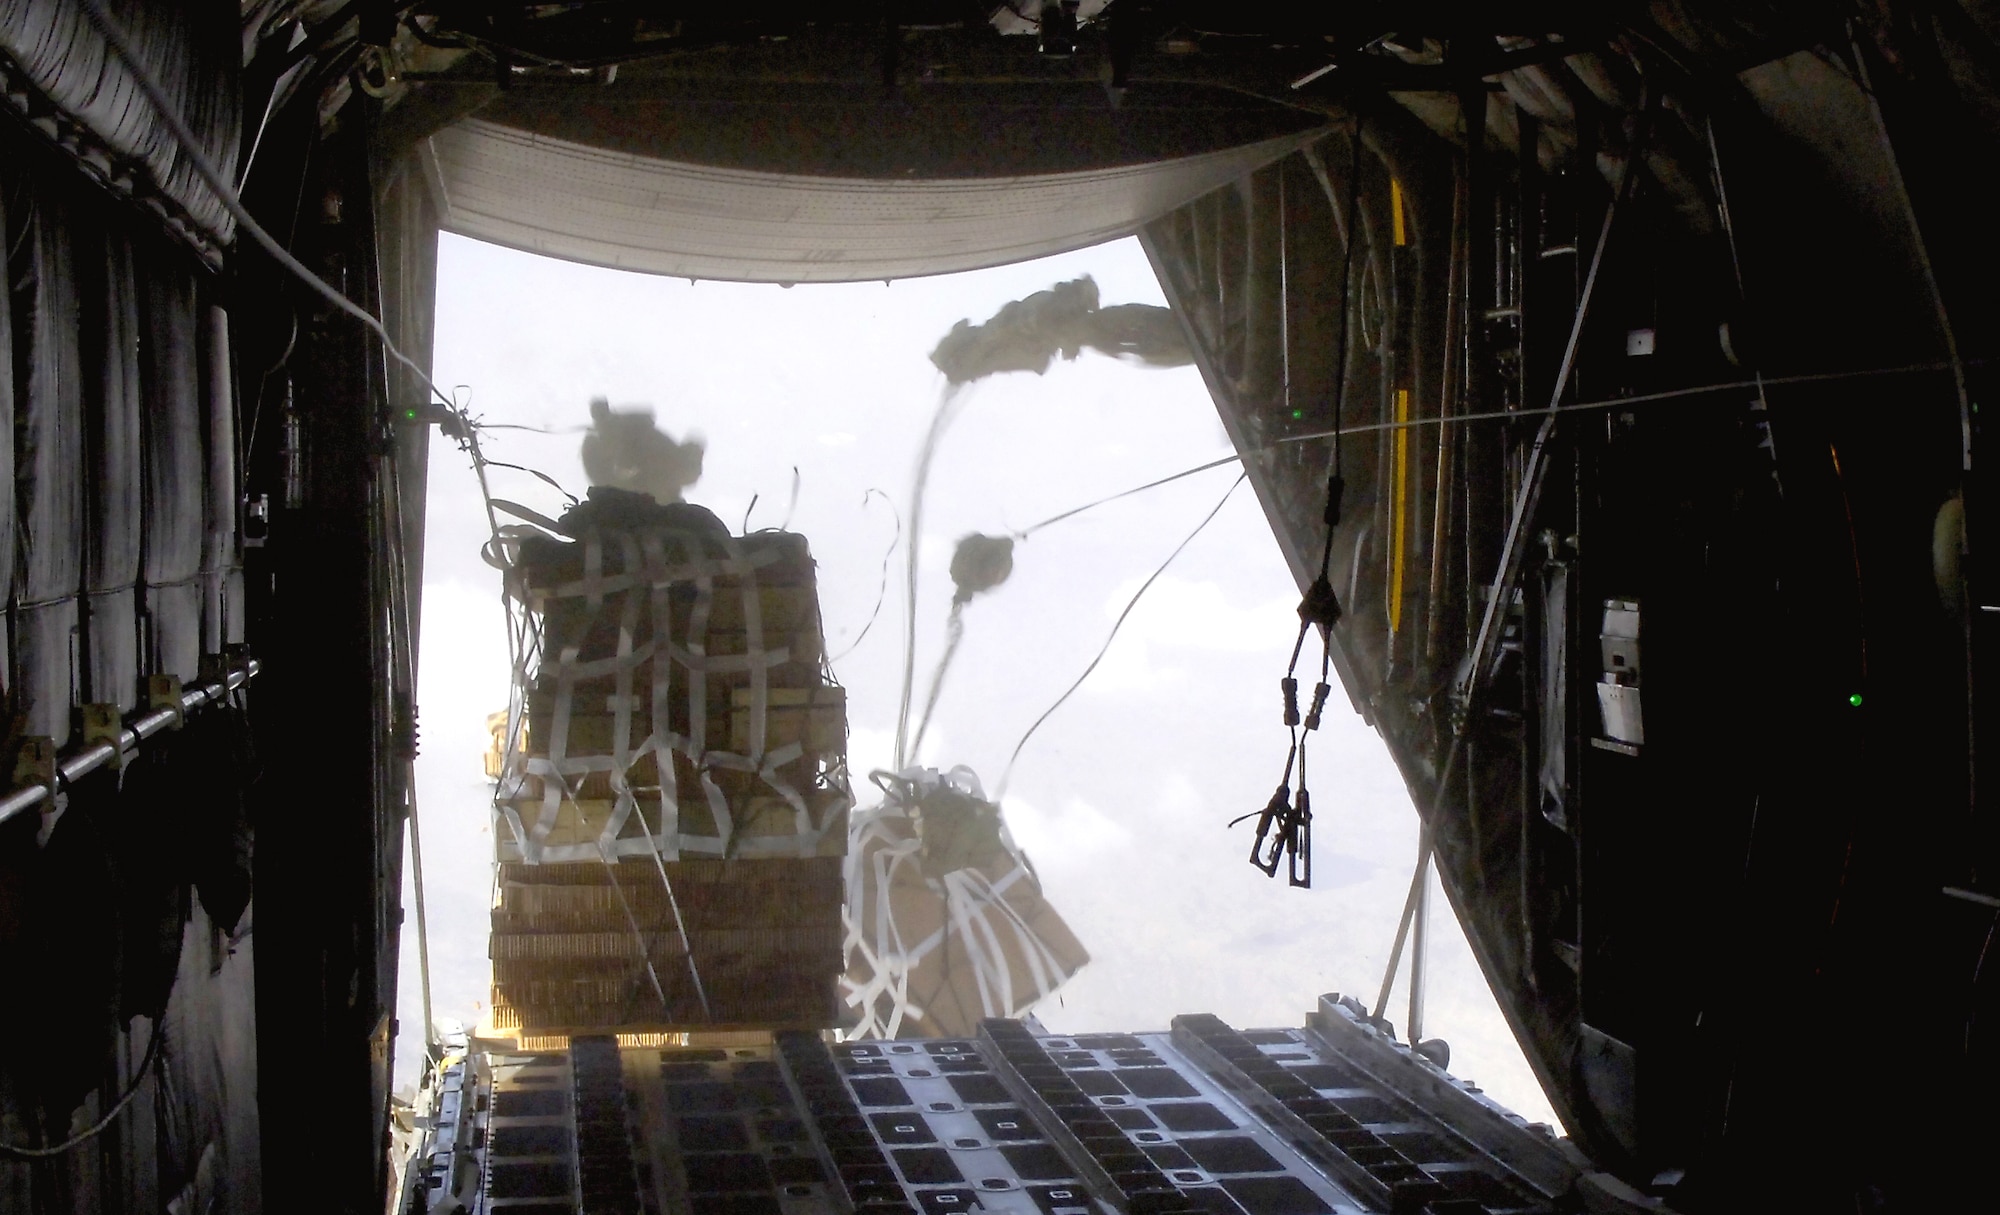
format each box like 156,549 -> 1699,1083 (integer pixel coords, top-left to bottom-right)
0,651 -> 262,834
148,673 -> 187,730
81,703 -> 128,770
12,737 -> 60,845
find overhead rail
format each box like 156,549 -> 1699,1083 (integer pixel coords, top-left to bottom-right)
0,655 -> 261,828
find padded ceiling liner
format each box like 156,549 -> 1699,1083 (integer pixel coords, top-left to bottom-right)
423,118 -> 1327,283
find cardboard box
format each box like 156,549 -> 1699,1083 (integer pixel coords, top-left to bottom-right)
842,803 -> 1088,1038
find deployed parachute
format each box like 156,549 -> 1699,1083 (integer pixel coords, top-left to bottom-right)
928,276 -> 1193,384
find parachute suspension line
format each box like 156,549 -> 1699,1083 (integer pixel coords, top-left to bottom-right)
631,802 -> 714,1022
996,474 -> 1246,801
640,815 -> 720,1023
830,490 -> 902,665
908,601 -> 966,766
601,850 -> 673,1016
896,385 -> 970,770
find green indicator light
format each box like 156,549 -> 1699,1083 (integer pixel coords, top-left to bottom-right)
1849,693 -> 1864,707
1291,409 -> 1304,419
406,409 -> 418,419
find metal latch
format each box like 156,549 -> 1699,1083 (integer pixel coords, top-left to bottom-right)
12,736 -> 60,845
149,673 -> 186,730
81,703 -> 128,769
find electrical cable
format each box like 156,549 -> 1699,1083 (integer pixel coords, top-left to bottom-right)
241,310 -> 298,477
1328,119 -> 1364,522
73,0 -> 453,411
996,474 -> 1246,800
1969,907 -> 1999,1056
0,1019 -> 166,1159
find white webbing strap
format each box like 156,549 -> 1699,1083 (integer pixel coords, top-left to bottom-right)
642,531 -> 681,862
838,773 -> 1082,1039
502,525 -> 847,866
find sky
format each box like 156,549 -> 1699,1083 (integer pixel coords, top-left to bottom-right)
396,230 -> 1562,1132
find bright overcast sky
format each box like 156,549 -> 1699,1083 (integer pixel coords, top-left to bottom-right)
396,231 -> 1561,1132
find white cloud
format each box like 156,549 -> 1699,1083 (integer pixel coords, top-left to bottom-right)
1101,575 -> 1299,655
845,725 -> 899,793
1076,633 -> 1186,695
1000,792 -> 1133,872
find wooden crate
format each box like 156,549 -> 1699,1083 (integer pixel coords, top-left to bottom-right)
489,855 -> 844,1034
494,503 -> 851,1036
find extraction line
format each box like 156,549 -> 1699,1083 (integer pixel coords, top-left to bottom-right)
996,474 -> 1247,800
1006,358 -> 1960,548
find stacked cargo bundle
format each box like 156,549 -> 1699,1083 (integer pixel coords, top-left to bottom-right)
489,487 -> 849,1035
842,766 -> 1088,1037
